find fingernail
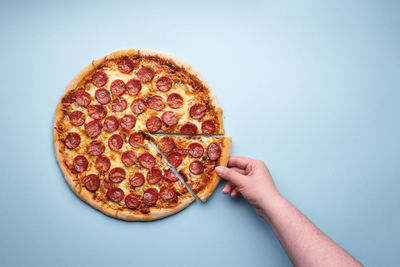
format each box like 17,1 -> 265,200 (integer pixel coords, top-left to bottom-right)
216,166 -> 224,174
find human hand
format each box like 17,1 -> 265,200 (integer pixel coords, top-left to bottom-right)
216,157 -> 280,217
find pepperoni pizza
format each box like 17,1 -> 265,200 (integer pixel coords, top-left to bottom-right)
53,49 -> 231,221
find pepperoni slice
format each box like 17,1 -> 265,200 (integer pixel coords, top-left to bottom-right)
201,120 -> 216,135
190,103 -> 207,119
92,71 -> 108,87
178,171 -> 188,182
121,150 -> 137,166
130,172 -> 145,187
95,88 -> 111,104
161,111 -> 179,126
118,57 -> 134,74
148,95 -> 165,111
129,132 -> 144,148
75,91 -> 91,107
146,116 -> 162,133
107,188 -> 124,202
189,160 -> 204,175
160,185 -> 177,200
137,66 -> 155,82
88,105 -> 107,120
130,98 -> 147,115
207,142 -> 221,160
69,111 -> 85,126
167,93 -> 183,109
126,79 -> 142,96
143,188 -> 158,206
164,168 -> 179,182
103,116 -> 119,133
109,167 -> 126,183
125,193 -> 141,209
158,136 -> 175,153
180,123 -> 197,135
110,79 -> 126,97
73,155 -> 88,173
147,167 -> 163,184
120,115 -> 136,131
188,143 -> 204,158
84,174 -> 100,192
87,140 -> 105,156
138,152 -> 155,169
108,134 -> 123,151
156,76 -> 172,92
95,155 -> 111,172
85,120 -> 103,138
167,152 -> 182,168
111,98 -> 127,112
64,132 -> 81,149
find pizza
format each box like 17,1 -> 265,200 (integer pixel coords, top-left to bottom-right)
151,136 -> 232,202
53,49 -> 232,221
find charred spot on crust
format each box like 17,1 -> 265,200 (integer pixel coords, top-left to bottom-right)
140,208 -> 150,214
62,91 -> 75,104
163,62 -> 179,72
96,64 -> 103,70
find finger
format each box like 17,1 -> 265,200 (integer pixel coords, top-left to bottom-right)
222,182 -> 234,194
231,188 -> 240,198
229,167 -> 246,175
228,156 -> 254,169
216,166 -> 244,185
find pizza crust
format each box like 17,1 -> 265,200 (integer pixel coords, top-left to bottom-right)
197,137 -> 232,202
53,49 -> 228,220
79,186 -> 195,221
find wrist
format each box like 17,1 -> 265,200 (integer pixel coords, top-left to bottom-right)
259,192 -> 285,221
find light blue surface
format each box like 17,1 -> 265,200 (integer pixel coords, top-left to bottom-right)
0,0 -> 399,266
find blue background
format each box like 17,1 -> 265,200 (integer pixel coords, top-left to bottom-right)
0,0 -> 399,266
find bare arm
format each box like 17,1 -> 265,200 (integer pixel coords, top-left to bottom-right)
216,157 -> 362,267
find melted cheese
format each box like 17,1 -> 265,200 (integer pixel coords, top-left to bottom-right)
58,56 -> 222,210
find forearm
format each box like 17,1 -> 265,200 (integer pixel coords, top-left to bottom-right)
260,195 -> 362,267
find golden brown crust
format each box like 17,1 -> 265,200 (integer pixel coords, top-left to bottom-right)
116,195 -> 194,221
197,137 -> 232,202
53,49 -> 228,220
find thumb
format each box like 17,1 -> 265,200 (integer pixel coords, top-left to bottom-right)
216,166 -> 244,185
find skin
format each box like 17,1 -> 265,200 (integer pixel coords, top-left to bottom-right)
216,157 -> 363,267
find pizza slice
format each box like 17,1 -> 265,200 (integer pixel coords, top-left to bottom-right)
151,135 -> 232,202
